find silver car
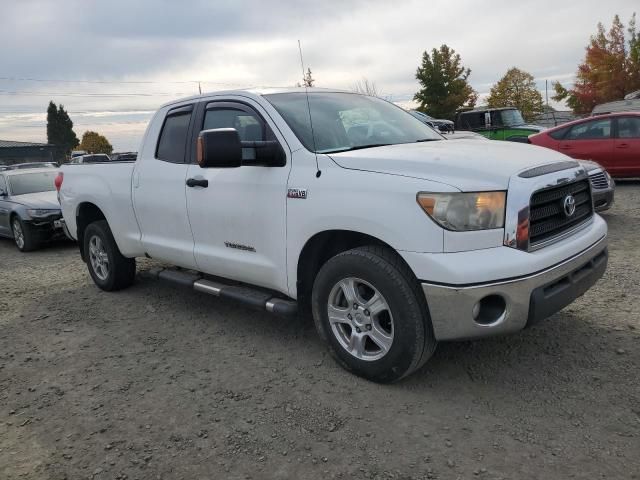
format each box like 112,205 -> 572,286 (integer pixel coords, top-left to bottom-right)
0,167 -> 66,251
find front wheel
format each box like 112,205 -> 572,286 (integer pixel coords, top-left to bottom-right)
84,220 -> 136,291
311,246 -> 437,383
12,216 -> 38,252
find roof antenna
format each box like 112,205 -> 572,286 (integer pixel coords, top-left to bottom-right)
298,40 -> 321,178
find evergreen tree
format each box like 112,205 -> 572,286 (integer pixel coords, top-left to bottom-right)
302,68 -> 315,87
46,101 -> 79,158
414,45 -> 477,119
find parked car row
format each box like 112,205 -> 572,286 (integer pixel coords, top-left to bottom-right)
2,105 -> 629,254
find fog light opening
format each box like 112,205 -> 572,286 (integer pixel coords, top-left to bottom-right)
472,295 -> 506,325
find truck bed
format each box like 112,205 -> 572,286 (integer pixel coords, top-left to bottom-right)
59,162 -> 143,257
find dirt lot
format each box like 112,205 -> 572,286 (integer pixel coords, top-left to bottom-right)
1,184 -> 639,480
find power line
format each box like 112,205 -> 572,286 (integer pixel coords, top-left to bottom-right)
0,76 -> 245,87
0,90 -> 191,97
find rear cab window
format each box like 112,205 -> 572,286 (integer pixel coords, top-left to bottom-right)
156,104 -> 194,163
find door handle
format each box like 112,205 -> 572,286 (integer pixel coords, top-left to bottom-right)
616,143 -> 629,149
186,178 -> 208,188
559,145 -> 572,150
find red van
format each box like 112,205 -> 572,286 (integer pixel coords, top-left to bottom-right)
529,112 -> 640,178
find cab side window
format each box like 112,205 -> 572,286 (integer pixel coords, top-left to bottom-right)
618,117 -> 640,138
565,119 -> 611,140
156,105 -> 193,163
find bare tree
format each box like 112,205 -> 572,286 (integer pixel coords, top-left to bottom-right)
351,78 -> 379,96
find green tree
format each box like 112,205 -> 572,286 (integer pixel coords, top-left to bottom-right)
487,67 -> 544,122
46,101 -> 79,159
553,13 -> 640,114
79,131 -> 113,155
414,44 -> 477,119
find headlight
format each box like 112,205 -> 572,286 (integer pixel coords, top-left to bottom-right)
27,208 -> 60,218
417,191 -> 506,231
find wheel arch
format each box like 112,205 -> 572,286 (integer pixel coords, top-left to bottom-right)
76,202 -> 107,261
295,229 -> 414,310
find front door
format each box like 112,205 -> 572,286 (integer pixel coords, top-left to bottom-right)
185,98 -> 291,293
613,116 -> 640,177
558,117 -> 614,170
132,104 -> 198,269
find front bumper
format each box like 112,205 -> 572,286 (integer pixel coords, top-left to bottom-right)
26,216 -> 67,242
421,235 -> 607,341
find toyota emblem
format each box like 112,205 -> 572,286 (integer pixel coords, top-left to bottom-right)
563,194 -> 576,217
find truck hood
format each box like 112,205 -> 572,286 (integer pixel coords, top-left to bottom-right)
11,190 -> 60,209
327,140 -> 573,191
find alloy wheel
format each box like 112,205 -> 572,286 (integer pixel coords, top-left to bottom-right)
88,235 -> 110,281
327,277 -> 394,361
12,219 -> 24,249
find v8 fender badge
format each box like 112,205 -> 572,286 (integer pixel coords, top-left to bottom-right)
287,188 -> 308,199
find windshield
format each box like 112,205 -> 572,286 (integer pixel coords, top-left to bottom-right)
265,92 -> 442,153
499,109 -> 525,126
8,171 -> 57,195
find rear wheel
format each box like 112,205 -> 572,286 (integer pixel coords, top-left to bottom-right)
84,220 -> 136,291
312,246 -> 437,383
11,216 -> 38,252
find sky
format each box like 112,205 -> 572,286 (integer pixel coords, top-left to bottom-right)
0,0 -> 637,151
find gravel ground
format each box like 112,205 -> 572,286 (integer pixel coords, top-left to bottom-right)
1,183 -> 639,480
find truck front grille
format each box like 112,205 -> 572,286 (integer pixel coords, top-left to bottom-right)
589,171 -> 609,190
529,179 -> 593,246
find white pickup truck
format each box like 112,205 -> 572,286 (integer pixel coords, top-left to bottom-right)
58,88 -> 608,382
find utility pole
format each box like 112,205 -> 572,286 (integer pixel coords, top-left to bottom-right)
545,79 -> 549,108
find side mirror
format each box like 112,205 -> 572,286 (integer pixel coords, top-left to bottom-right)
197,128 -> 286,168
0,189 -> 6,197
197,128 -> 242,168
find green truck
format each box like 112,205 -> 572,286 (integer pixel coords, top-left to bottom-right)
454,107 -> 544,141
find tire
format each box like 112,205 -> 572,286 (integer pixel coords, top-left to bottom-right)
11,216 -> 38,252
83,220 -> 136,291
311,246 -> 437,383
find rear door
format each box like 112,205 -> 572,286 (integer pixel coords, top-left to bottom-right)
613,116 -> 640,177
558,118 -> 614,170
132,104 -> 198,269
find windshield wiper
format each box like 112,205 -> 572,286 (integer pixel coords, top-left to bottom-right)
415,138 -> 441,142
323,144 -> 392,154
